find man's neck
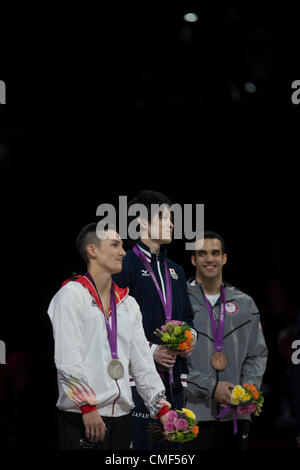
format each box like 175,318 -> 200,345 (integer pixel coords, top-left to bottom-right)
140,238 -> 161,254
196,274 -> 222,295
87,266 -> 112,297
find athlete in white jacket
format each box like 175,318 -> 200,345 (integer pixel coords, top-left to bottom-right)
47,223 -> 170,450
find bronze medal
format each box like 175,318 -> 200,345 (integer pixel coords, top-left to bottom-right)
107,359 -> 124,380
211,351 -> 227,371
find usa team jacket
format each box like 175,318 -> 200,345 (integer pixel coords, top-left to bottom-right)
185,279 -> 268,422
47,279 -> 167,417
112,241 -> 196,389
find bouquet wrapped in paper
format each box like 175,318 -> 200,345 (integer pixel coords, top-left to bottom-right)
218,384 -> 264,434
154,320 -> 193,351
148,408 -> 199,443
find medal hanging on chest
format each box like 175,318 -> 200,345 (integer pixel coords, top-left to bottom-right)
203,284 -> 227,371
107,358 -> 124,380
85,272 -> 124,380
210,351 -> 228,371
104,288 -> 124,380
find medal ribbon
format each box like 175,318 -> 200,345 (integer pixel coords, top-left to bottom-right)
133,245 -> 175,398
217,405 -> 238,434
133,245 -> 172,321
84,272 -> 119,360
203,284 -> 226,353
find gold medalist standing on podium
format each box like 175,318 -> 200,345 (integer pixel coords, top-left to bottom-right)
184,231 -> 268,450
47,223 -> 170,450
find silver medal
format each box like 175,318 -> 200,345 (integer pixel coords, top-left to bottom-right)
107,359 -> 124,380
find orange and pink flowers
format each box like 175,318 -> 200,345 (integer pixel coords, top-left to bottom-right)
148,408 -> 199,443
218,383 -> 264,434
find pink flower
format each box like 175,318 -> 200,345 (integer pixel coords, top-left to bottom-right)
174,418 -> 189,431
166,410 -> 178,422
164,421 -> 176,432
172,320 -> 182,325
237,404 -> 257,415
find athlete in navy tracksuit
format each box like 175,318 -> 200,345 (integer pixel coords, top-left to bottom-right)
113,240 -> 196,449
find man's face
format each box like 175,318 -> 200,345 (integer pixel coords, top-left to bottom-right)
147,207 -> 174,244
191,238 -> 227,281
94,230 -> 126,274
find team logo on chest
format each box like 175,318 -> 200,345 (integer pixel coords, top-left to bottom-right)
225,302 -> 238,314
169,268 -> 178,280
141,269 -> 151,277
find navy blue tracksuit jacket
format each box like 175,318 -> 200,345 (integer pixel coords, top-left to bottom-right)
113,240 -> 195,390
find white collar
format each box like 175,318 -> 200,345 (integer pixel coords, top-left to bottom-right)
136,243 -> 152,263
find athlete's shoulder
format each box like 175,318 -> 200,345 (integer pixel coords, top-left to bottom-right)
226,283 -> 258,312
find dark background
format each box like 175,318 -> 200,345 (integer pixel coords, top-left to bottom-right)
0,3 -> 300,452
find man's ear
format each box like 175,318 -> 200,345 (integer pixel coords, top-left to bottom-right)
191,255 -> 196,267
138,217 -> 148,235
222,253 -> 227,267
86,244 -> 97,260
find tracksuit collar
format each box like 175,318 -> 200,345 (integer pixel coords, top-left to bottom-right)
136,240 -> 167,263
187,278 -> 235,302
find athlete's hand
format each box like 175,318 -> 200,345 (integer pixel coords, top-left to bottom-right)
159,413 -> 170,439
82,410 -> 107,442
154,345 -> 177,369
159,413 -> 169,426
213,381 -> 234,407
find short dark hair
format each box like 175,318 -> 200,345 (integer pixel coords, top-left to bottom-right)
128,190 -> 172,223
193,231 -> 226,255
75,222 -> 101,265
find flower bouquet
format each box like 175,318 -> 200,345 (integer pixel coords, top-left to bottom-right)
217,384 -> 264,434
148,408 -> 199,443
154,320 -> 193,351
230,384 -> 264,416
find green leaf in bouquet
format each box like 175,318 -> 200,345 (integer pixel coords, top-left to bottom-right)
175,432 -> 185,442
154,329 -> 163,338
184,432 -> 196,442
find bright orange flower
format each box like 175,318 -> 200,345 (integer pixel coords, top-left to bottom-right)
192,426 -> 199,435
252,390 -> 259,400
185,330 -> 193,341
178,341 -> 189,351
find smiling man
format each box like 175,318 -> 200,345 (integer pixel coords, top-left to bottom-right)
184,231 -> 268,451
47,223 -> 170,450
